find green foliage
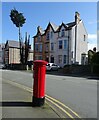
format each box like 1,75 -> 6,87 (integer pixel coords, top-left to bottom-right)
89,51 -> 99,75
10,8 -> 26,64
93,64 -> 99,74
20,32 -> 30,65
92,52 -> 99,64
88,50 -> 95,64
24,33 -> 30,64
10,8 -> 26,27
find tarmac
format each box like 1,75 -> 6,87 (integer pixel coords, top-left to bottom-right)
2,80 -> 59,119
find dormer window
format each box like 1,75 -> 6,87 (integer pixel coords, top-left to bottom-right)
46,32 -> 50,40
51,31 -> 53,39
38,35 -> 41,41
61,29 -> 65,37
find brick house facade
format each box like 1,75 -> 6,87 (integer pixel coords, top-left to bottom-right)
33,12 -> 88,67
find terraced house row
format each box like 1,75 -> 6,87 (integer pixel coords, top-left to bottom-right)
33,12 -> 88,67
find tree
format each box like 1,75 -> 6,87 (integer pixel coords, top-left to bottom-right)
92,52 -> 99,64
19,32 -> 30,65
10,8 -> 26,63
88,50 -> 94,64
88,47 -> 96,64
93,47 -> 96,52
24,32 -> 30,64
91,52 -> 99,74
88,47 -> 99,74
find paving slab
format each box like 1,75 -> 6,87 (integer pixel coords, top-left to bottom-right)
2,81 -> 59,118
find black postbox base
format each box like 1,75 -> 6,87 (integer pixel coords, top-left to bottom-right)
32,96 -> 45,107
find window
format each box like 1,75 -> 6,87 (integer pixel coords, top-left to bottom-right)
38,35 -> 41,41
45,44 -> 49,52
35,44 -> 38,51
59,41 -> 63,49
51,43 -> 54,51
35,56 -> 38,60
39,44 -> 42,52
46,32 -> 50,40
58,32 -> 60,37
64,40 -> 67,49
51,31 -> 53,38
61,29 -> 65,37
35,56 -> 42,60
39,56 -> 42,60
58,55 -> 62,63
51,56 -> 54,63
84,35 -> 86,41
64,55 -> 67,64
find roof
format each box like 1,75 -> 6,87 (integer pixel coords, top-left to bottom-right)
6,40 -> 20,48
33,21 -> 80,37
66,22 -> 76,28
50,22 -> 59,31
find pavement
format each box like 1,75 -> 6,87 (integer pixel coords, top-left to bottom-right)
2,80 -> 59,119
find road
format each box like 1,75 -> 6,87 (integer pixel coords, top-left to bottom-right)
2,70 -> 98,118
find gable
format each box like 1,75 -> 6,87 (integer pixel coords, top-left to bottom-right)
57,23 -> 68,32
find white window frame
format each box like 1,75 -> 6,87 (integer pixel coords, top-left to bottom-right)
38,35 -> 41,41
59,40 -> 63,49
35,44 -> 39,51
51,31 -> 53,39
63,55 -> 67,64
51,43 -> 54,51
46,32 -> 50,40
61,29 -> 65,37
64,40 -> 67,50
39,44 -> 42,52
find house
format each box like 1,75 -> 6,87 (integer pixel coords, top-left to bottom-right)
33,12 -> 88,67
4,40 -> 20,65
0,43 -> 5,64
4,40 -> 33,65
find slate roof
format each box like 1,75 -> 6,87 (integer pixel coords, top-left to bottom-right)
34,21 -> 77,37
7,40 -> 20,48
66,22 -> 76,28
50,22 -> 59,31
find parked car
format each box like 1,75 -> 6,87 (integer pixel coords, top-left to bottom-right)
0,64 -> 5,69
46,63 -> 60,71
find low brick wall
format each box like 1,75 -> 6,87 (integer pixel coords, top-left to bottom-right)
63,65 -> 91,74
9,64 -> 27,70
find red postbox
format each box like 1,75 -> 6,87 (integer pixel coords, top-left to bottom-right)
33,60 -> 48,106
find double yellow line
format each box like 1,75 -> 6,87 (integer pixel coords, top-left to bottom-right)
3,79 -> 82,119
46,95 -> 81,119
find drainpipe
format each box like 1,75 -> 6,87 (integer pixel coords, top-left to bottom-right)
68,34 -> 69,65
74,25 -> 77,64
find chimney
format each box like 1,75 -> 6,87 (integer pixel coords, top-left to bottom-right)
37,26 -> 40,32
75,12 -> 80,24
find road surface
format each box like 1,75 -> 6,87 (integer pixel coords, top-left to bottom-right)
2,70 -> 98,118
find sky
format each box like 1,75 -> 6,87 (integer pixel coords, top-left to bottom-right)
1,2 -> 97,50
97,1 -> 99,51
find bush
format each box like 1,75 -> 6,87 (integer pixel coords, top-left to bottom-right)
93,64 -> 99,74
